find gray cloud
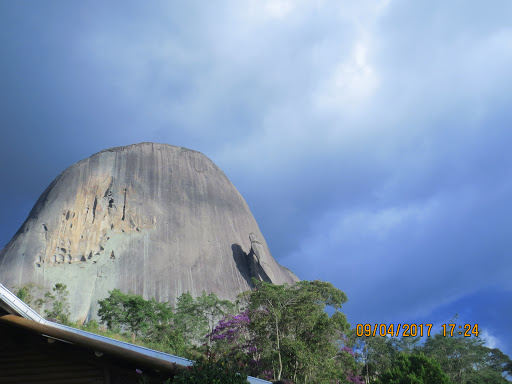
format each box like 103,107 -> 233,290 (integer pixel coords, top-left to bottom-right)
1,0 -> 511,355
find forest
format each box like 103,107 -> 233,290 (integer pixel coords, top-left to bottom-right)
13,281 -> 512,384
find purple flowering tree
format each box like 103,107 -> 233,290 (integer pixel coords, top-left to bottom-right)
207,280 -> 359,383
206,311 -> 267,377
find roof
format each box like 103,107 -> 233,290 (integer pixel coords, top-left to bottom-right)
0,283 -> 270,384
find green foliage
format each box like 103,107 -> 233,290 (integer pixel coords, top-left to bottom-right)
81,319 -> 100,332
13,282 -> 48,312
175,290 -> 235,345
97,289 -> 173,337
237,279 -> 350,383
388,335 -> 422,355
354,334 -> 397,382
173,358 -> 249,384
175,292 -> 204,343
378,353 -> 452,384
422,331 -> 511,384
13,282 -> 36,304
145,321 -> 188,356
13,282 -> 70,323
43,283 -> 71,324
77,320 -> 180,355
96,289 -> 233,356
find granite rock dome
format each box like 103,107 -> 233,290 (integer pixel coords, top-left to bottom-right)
0,143 -> 298,322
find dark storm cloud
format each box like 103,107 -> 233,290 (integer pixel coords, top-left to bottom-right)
1,0 -> 511,354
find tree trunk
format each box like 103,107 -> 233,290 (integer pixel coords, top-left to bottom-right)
276,314 -> 283,380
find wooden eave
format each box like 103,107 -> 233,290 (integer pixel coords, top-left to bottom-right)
0,314 -> 187,375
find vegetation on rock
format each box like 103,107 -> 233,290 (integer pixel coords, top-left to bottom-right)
14,282 -> 70,324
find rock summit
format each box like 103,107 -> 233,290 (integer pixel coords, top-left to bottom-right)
0,143 -> 298,321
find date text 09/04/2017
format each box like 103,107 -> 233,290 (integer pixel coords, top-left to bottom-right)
355,323 -> 479,337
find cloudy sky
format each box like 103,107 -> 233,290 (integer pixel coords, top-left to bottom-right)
1,0 -> 511,356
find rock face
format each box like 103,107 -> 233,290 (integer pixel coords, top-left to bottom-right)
0,143 -> 298,322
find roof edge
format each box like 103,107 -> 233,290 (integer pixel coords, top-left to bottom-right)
0,283 -> 46,323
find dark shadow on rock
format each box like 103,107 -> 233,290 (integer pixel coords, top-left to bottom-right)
247,247 -> 272,284
232,243 -> 254,288
232,243 -> 272,288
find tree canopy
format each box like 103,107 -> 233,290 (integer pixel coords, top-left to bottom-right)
377,353 -> 453,384
233,279 -> 350,383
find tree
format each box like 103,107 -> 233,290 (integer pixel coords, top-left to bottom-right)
97,289 -> 173,337
175,291 -> 234,345
206,311 -> 259,377
388,335 -> 422,355
238,279 -> 350,383
44,283 -> 70,324
336,333 -> 365,384
175,292 -> 204,343
378,353 -> 452,384
353,335 -> 395,384
196,291 -> 235,345
422,332 -> 511,384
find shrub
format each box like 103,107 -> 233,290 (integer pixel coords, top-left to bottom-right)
173,357 -> 249,384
